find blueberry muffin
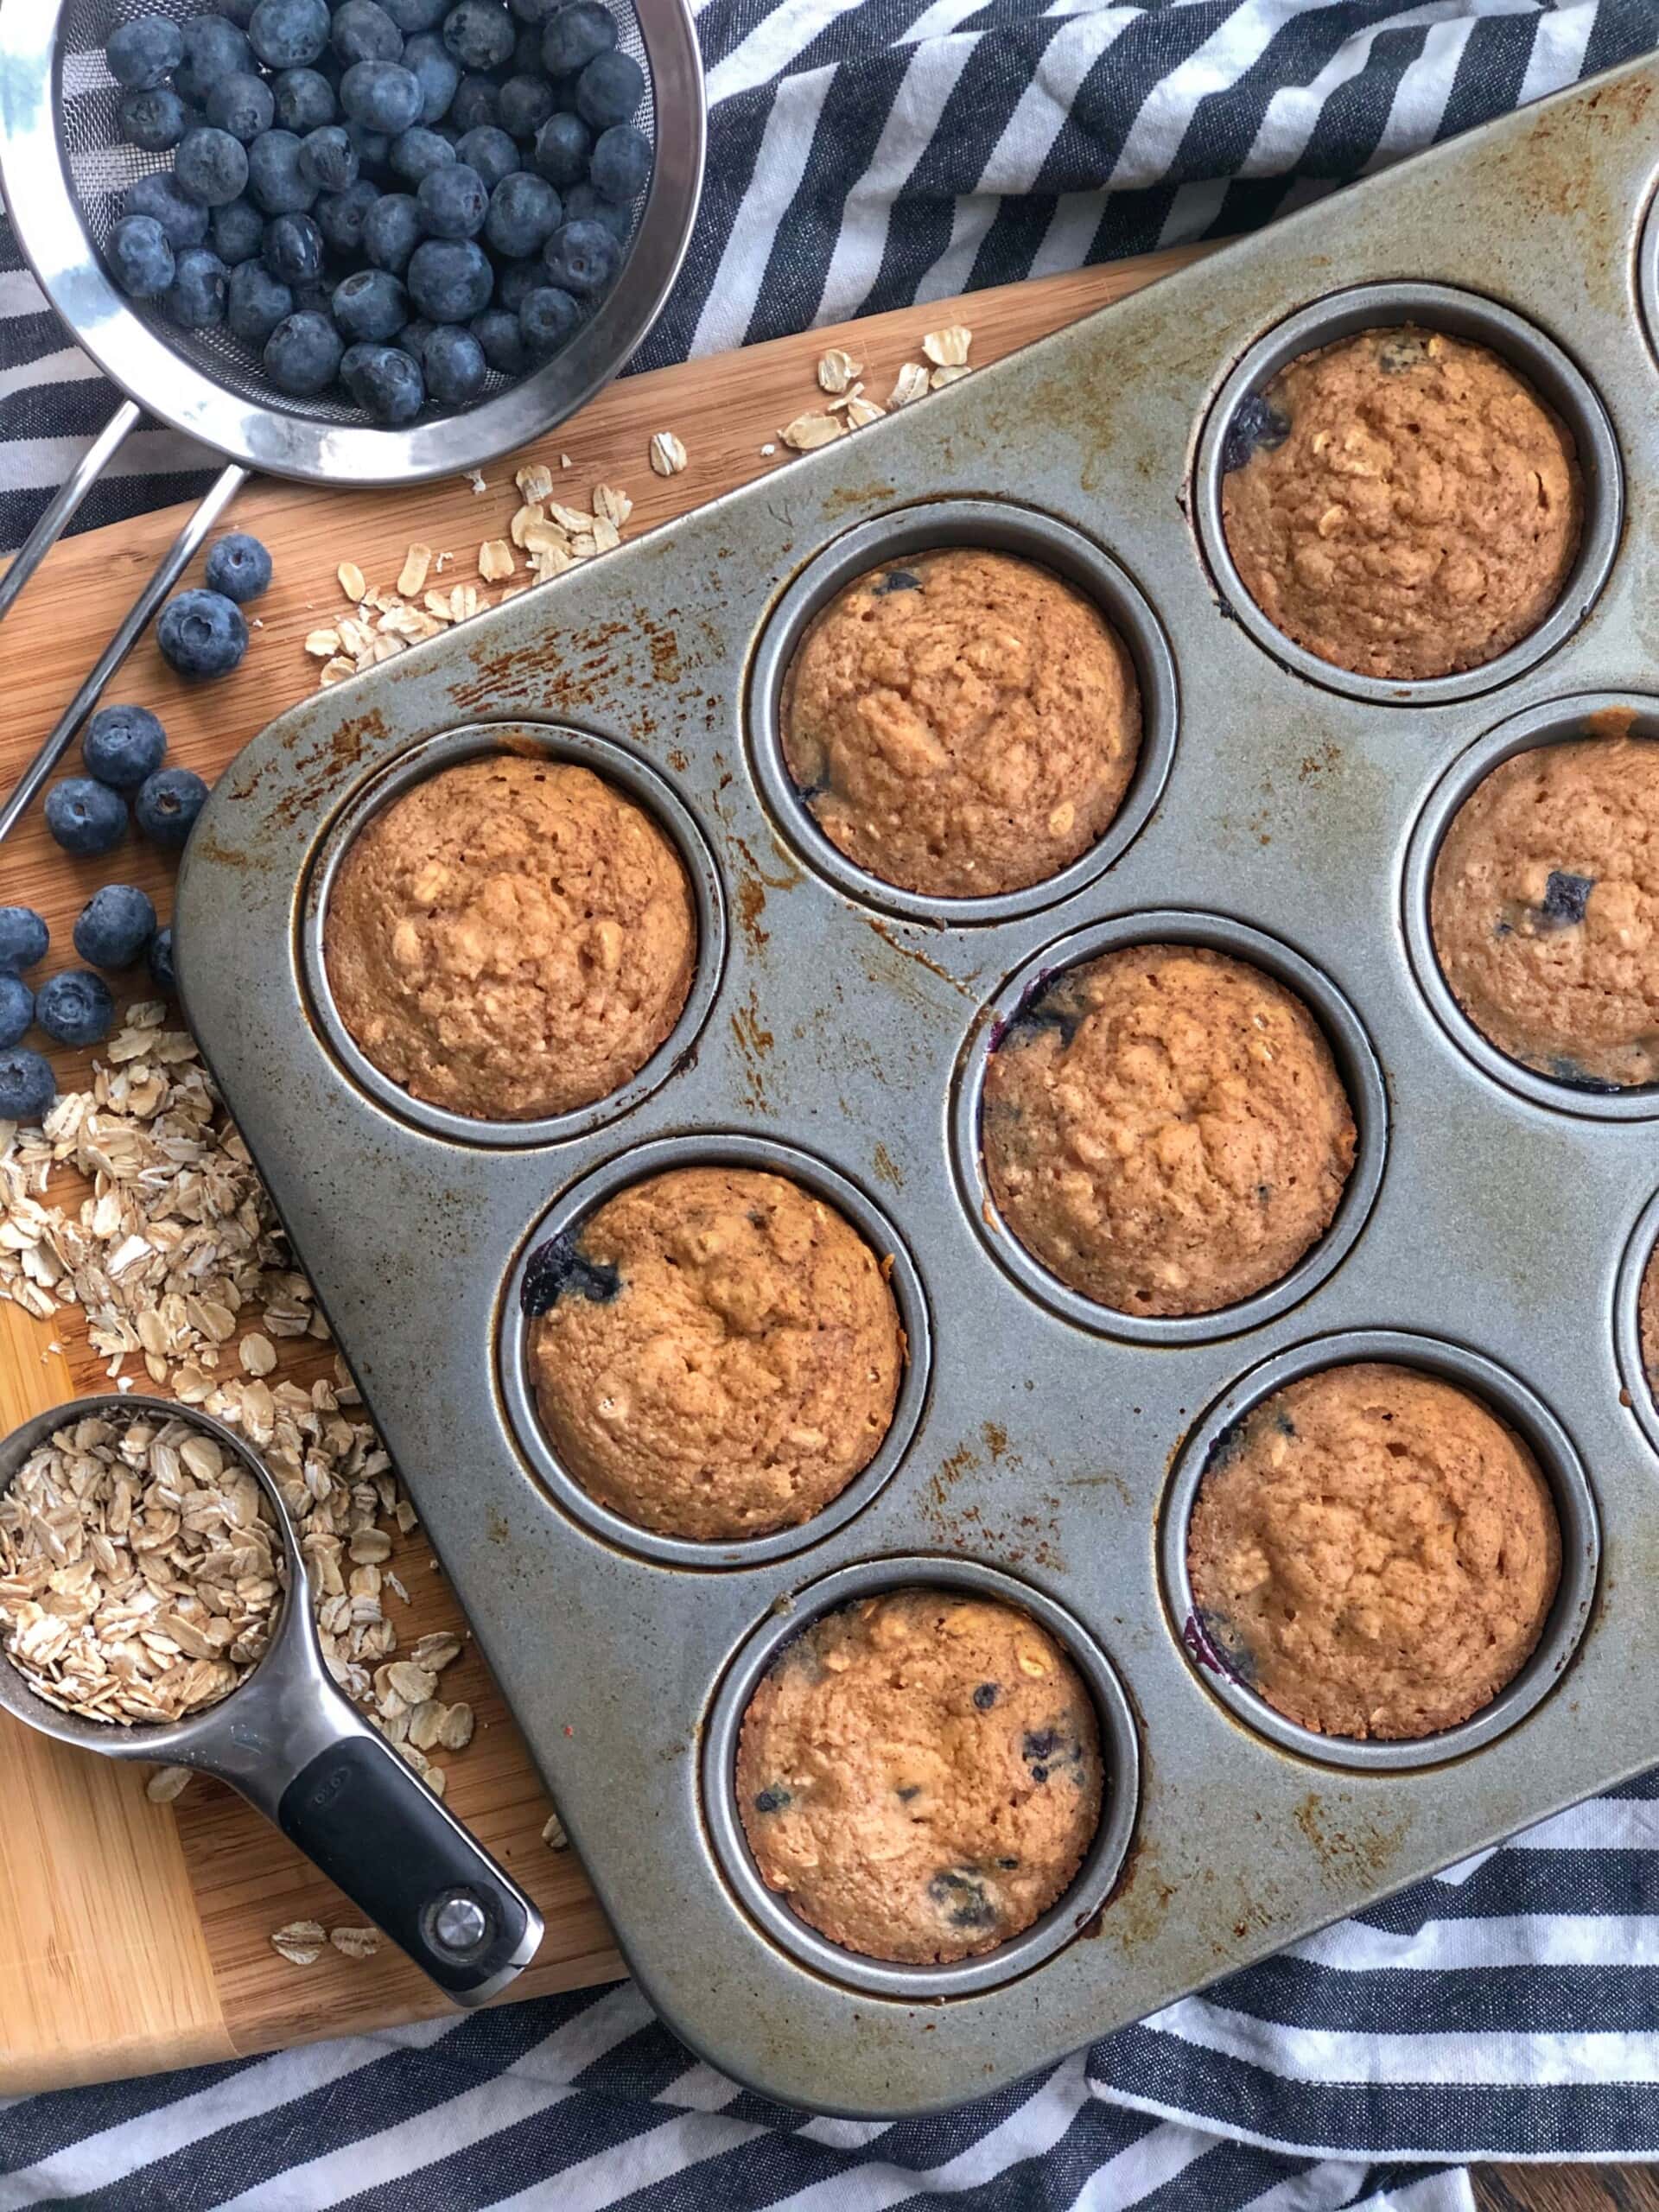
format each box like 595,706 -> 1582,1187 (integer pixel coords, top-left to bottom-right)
1221,327 -> 1583,682
1430,733 -> 1659,1089
1187,1363 -> 1560,1740
736,1587 -> 1103,1963
525,1166 -> 903,1541
780,549 -> 1141,898
982,944 -> 1356,1317
324,752 -> 696,1122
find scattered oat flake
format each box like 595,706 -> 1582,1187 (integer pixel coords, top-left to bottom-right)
888,362 -> 929,409
336,562 -> 366,601
304,629 -> 341,659
592,483 -> 632,528
479,539 -> 516,583
145,1764 -> 193,1803
760,442 -> 776,457
397,544 -> 432,597
844,395 -> 886,429
559,453 -> 572,469
466,470 -> 487,495
330,1924 -> 381,1959
781,411 -> 846,452
649,431 -> 686,477
922,325 -> 971,367
272,1921 -> 326,1966
319,657 -> 355,689
517,462 -> 555,504
930,363 -> 971,391
817,347 -> 861,394
543,1811 -> 569,1851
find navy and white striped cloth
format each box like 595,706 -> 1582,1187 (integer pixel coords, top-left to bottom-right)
6,1 -> 1659,2203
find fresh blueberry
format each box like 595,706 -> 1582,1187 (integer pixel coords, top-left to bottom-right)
541,218 -> 616,296
136,766 -> 212,848
206,532 -> 273,603
261,210 -> 323,284
35,970 -> 116,1051
418,160 -> 488,237
264,305 -> 343,391
341,340 -> 425,421
120,86 -> 191,152
300,123 -> 359,190
389,124 -> 454,180
0,909 -> 48,975
454,124 -> 518,188
206,72 -> 276,141
107,16 -> 185,87
45,778 -> 127,858
158,589 -> 247,679
273,65 -> 337,130
247,0 -> 330,67
148,926 -> 178,996
422,321 -> 486,401
406,236 -> 493,320
383,0 -> 449,25
442,0 -> 516,70
175,125 -> 250,207
228,258 -> 295,343
541,0 -> 614,74
589,122 -> 648,200
363,192 -> 423,272
177,15 -> 256,99
561,180 -> 628,240
0,1050 -> 56,1126
315,178 -> 380,253
346,120 -> 395,174
0,976 -> 32,1052
402,31 -> 461,120
1221,391 -> 1291,474
82,703 -> 167,791
73,885 -> 157,971
210,196 -> 265,264
484,169 -> 559,256
471,306 -> 525,373
124,172 -> 210,249
532,110 -> 588,188
334,0 -> 406,62
340,59 -> 424,132
108,215 -> 175,301
492,257 -> 541,312
575,48 -> 642,129
247,129 -> 318,213
448,72 -> 500,132
163,245 -> 230,327
494,73 -> 554,140
333,266 -> 409,340
519,283 -> 577,356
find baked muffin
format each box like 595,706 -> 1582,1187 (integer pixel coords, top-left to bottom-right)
1186,1363 -> 1560,1740
525,1166 -> 903,1541
1430,734 -> 1659,1089
982,944 -> 1356,1317
780,548 -> 1141,898
1221,327 -> 1583,682
736,1587 -> 1103,1963
1641,1242 -> 1659,1402
324,753 -> 696,1122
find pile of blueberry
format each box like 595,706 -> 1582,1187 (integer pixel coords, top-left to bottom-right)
103,0 -> 652,423
46,697 -> 211,857
0,893 -> 175,1123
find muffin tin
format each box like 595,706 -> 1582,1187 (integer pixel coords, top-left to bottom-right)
178,52 -> 1659,2115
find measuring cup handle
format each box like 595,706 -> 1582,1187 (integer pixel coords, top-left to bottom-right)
276,1731 -> 543,2005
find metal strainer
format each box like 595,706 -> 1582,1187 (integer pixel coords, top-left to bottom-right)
0,0 -> 704,835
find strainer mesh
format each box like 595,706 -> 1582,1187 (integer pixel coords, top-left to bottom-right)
57,0 -> 655,427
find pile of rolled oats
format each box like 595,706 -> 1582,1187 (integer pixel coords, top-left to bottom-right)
779,326 -> 975,454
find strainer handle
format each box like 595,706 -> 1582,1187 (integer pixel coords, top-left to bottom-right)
0,461 -> 250,844
0,399 -> 143,628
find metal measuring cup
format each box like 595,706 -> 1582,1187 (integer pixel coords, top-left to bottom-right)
0,1395 -> 543,2004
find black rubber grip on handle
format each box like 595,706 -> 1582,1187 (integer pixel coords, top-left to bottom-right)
276,1735 -> 535,1999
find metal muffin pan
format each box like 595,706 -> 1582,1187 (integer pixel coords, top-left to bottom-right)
1613,1191 -> 1659,1460
179,53 -> 1659,2115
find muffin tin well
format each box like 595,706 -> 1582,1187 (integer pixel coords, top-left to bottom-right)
1613,1192 -> 1659,1461
180,54 -> 1659,2118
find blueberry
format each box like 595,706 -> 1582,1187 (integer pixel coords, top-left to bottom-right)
163,245 -> 230,328
751,1785 -> 790,1815
541,0 -> 614,74
107,16 -> 185,88
519,1227 -> 620,1311
341,340 -> 426,421
589,122 -> 648,200
519,283 -> 577,356
334,0 -> 406,62
205,533 -> 273,603
532,110 -> 588,187
0,909 -> 48,976
211,196 -> 265,264
248,0 -> 330,67
333,266 -> 409,340
406,236 -> 493,320
422,322 -> 486,402
471,306 -> 525,373
389,124 -> 454,181
443,0 -> 516,69
124,172 -> 210,249
1541,870 -> 1594,924
315,179 -> 380,254
448,73 -> 500,133
541,219 -> 616,296
575,48 -> 642,129
403,31 -> 461,120
35,971 -> 116,1051
73,885 -> 158,971
397,315 -> 435,359
82,703 -> 167,791
158,589 -> 247,679
0,976 -> 32,1052
45,779 -> 127,858
148,926 -> 178,997
0,1051 -> 56,1127
228,258 -> 295,343
418,161 -> 488,238
971,1681 -> 999,1709
264,304 -> 341,391
496,73 -> 554,140
484,169 -> 559,257
362,192 -> 423,272
454,124 -> 519,189
175,125 -> 251,207
926,1869 -> 997,1932
300,123 -> 359,191
177,15 -> 256,99
1221,391 -> 1291,474
108,215 -> 175,301
492,257 -> 541,312
346,120 -> 395,174
561,180 -> 628,240
136,766 -> 212,848
260,210 -> 322,284
273,65 -> 337,130
340,60 -> 424,131
247,130 -> 318,213
383,0 -> 449,24
207,72 -> 276,141
120,86 -> 191,153
873,569 -> 921,594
